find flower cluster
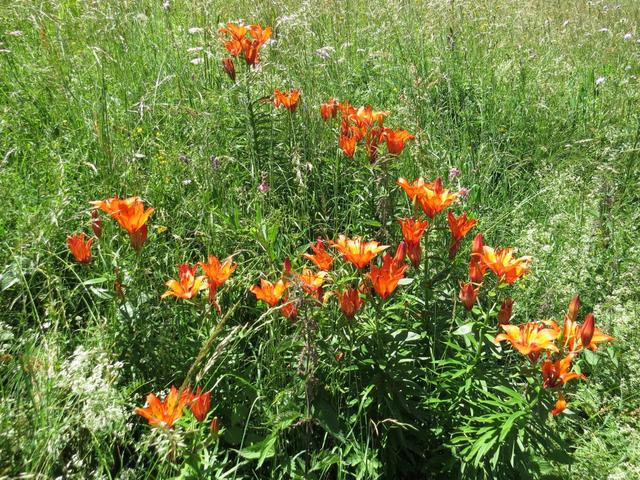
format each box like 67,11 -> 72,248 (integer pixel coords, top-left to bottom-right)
219,22 -> 272,69
320,99 -> 415,161
494,295 -> 614,415
134,385 -> 216,430
162,255 -> 236,312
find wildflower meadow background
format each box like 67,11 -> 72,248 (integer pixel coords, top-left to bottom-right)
1,0 -> 639,478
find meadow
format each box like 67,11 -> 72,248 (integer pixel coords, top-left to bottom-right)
1,0 -> 639,478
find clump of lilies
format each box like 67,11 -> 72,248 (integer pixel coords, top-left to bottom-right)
135,385 -> 217,431
494,295 -> 614,415
218,22 -> 272,79
162,255 -> 236,313
320,99 -> 415,161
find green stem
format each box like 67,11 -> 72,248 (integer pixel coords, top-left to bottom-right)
180,300 -> 240,390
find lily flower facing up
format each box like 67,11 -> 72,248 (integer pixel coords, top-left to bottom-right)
187,386 -> 212,422
368,243 -> 409,299
396,177 -> 428,202
339,132 -> 357,158
92,195 -> 154,252
67,233 -> 94,264
250,278 -> 290,307
161,264 -> 207,300
199,255 -> 237,307
382,128 -> 415,155
497,298 -> 514,325
320,98 -> 339,121
295,268 -> 328,302
478,246 -> 531,284
273,89 -> 300,111
447,212 -> 477,258
494,320 -> 560,359
398,217 -> 429,268
303,239 -> 333,271
541,354 -> 585,389
335,284 -> 366,319
329,234 -> 389,269
134,386 -> 190,428
459,282 -> 478,311
417,178 -> 460,218
551,393 -> 567,416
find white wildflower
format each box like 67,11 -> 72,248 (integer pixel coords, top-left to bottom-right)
188,27 -> 203,34
190,57 -> 204,65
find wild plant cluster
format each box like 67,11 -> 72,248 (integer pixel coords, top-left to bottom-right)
41,20 -> 619,479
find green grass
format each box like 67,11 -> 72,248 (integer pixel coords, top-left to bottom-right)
1,0 -> 639,478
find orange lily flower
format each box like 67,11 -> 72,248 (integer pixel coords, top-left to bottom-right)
417,178 -> 459,218
134,386 -> 190,428
397,177 -> 428,201
562,312 -> 614,352
199,255 -> 237,306
334,285 -> 366,319
339,133 -> 357,158
250,278 -> 289,307
161,263 -> 207,300
320,98 -> 339,121
541,354 -> 585,389
497,298 -> 514,325
350,105 -> 388,129
459,282 -> 478,311
303,239 -> 333,271
95,196 -> 153,252
398,217 -> 429,268
383,128 -> 415,155
494,320 -> 560,358
295,268 -> 328,301
368,243 -> 408,299
222,57 -> 236,81
90,194 -> 129,217
551,393 -> 567,416
329,234 -> 389,269
448,212 -> 477,258
219,22 -> 248,42
187,386 -> 211,422
273,89 -> 300,111
242,25 -> 272,65
478,246 -> 531,284
66,233 -> 93,264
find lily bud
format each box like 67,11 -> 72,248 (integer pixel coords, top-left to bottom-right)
580,313 -> 595,349
283,257 -> 292,277
567,295 -> 580,322
393,241 -> 407,266
459,282 -> 477,311
469,259 -> 484,284
210,416 -> 219,436
471,233 -> 484,256
497,298 -> 514,325
91,210 -> 103,238
222,58 -> 236,81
